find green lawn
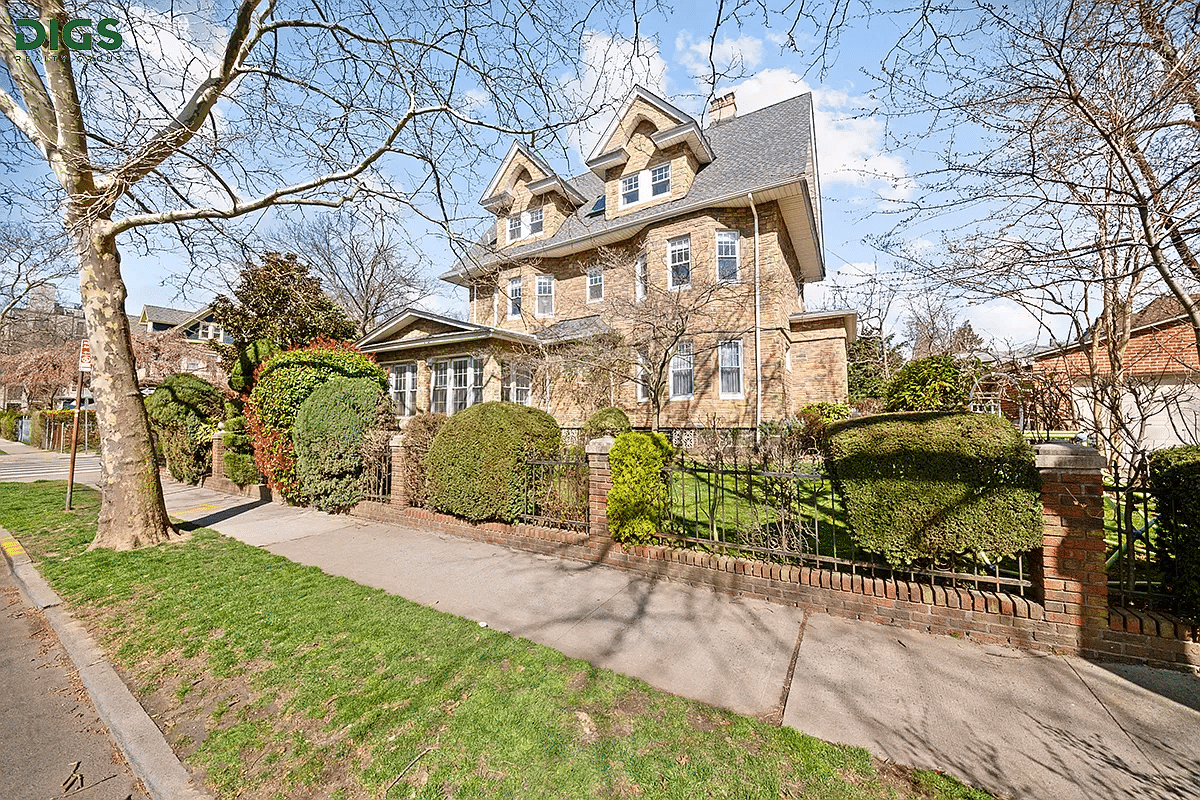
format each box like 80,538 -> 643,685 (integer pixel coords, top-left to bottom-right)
0,481 -> 992,800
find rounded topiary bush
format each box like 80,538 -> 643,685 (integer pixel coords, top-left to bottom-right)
293,377 -> 393,511
583,406 -> 631,442
247,340 -> 385,502
826,411 -> 1042,566
424,402 -> 560,523
1148,445 -> 1200,625
885,356 -> 970,412
607,431 -> 674,544
401,412 -> 448,507
145,373 -> 222,484
221,397 -> 261,486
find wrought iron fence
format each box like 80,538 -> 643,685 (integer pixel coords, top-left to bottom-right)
658,455 -> 1033,597
362,447 -> 392,504
1105,478 -> 1169,612
521,454 -> 589,530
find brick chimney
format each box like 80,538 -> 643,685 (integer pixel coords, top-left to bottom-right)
708,92 -> 736,125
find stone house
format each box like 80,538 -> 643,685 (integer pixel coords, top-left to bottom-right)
135,304 -> 230,388
357,86 -> 855,428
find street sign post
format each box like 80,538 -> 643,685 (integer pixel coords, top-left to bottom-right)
66,339 -> 90,511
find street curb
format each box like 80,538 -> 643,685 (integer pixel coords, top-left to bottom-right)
1,530 -> 212,800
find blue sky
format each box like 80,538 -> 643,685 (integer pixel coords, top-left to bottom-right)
113,2 -> 1045,348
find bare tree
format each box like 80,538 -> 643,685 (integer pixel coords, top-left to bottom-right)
0,223 -> 73,326
277,208 -> 433,337
1,0 -> 650,548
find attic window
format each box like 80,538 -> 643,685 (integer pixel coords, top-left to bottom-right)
587,195 -> 606,217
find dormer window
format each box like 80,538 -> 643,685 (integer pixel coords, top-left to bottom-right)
621,175 -> 640,206
651,164 -> 671,196
619,165 -> 672,208
528,207 -> 543,235
508,215 -> 522,242
507,207 -> 544,243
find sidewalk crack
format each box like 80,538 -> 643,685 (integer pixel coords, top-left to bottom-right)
764,611 -> 809,726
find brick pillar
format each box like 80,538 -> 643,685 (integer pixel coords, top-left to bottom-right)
586,436 -> 615,540
389,433 -> 408,507
1034,443 -> 1109,650
211,430 -> 225,478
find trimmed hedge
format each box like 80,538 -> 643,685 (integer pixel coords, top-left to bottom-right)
294,377 -> 392,512
145,374 -> 222,485
607,431 -> 674,545
1148,446 -> 1200,626
826,412 -> 1042,565
583,407 -> 631,442
221,398 -> 261,486
229,338 -> 278,395
247,340 -> 385,502
885,356 -> 969,412
0,411 -> 19,440
401,412 -> 448,507
424,402 -> 560,523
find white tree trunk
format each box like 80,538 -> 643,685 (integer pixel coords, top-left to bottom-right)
71,218 -> 174,549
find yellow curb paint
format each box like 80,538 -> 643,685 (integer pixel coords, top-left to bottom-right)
175,503 -> 222,515
2,539 -> 25,556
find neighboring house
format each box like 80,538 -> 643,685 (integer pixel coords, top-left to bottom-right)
135,304 -> 231,387
0,283 -> 90,410
1031,294 -> 1200,452
357,86 -> 855,427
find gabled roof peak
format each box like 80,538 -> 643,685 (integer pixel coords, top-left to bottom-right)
585,85 -> 701,167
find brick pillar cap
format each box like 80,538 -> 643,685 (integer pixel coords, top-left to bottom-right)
586,436 -> 616,455
1034,442 -> 1106,471
389,433 -> 405,447
212,430 -> 223,440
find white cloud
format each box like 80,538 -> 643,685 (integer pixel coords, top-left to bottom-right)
675,30 -> 764,80
717,68 -> 912,200
560,32 -> 669,162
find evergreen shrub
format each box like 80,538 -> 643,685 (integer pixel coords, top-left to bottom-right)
424,402 -> 559,523
826,412 -> 1042,565
583,407 -> 631,442
885,356 -> 970,412
401,412 -> 448,507
293,377 -> 392,511
1148,445 -> 1200,625
607,431 -> 674,545
221,397 -> 260,485
29,410 -> 45,448
246,339 -> 385,502
0,411 -> 19,440
145,374 -> 222,484
229,338 -> 278,394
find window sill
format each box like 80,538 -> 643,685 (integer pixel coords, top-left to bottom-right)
667,395 -> 694,402
719,394 -> 745,400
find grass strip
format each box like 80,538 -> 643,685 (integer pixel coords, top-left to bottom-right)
0,481 -> 992,800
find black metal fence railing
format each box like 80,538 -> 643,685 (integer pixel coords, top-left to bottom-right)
1106,480 -> 1168,612
362,448 -> 392,504
658,456 -> 1033,597
522,455 -> 589,531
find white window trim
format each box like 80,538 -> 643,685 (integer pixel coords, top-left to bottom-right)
636,352 -> 650,403
716,230 -> 740,283
586,266 -> 604,303
507,277 -> 522,319
429,355 -> 485,415
535,274 -> 555,318
507,207 -> 545,243
667,235 -> 692,291
390,362 -> 419,416
717,340 -> 745,399
618,164 -> 672,209
501,362 -> 533,406
669,341 -> 694,400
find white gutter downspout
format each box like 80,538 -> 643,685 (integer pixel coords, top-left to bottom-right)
748,192 -> 762,444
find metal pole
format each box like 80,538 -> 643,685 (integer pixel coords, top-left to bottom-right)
65,371 -> 83,511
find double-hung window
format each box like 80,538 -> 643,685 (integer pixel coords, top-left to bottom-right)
507,207 -> 544,243
508,277 -> 522,317
716,231 -> 740,282
620,174 -> 640,206
636,350 -> 650,402
668,235 -> 691,289
635,253 -> 647,301
536,274 -> 554,317
670,341 -> 694,399
432,357 -> 484,415
390,362 -> 418,416
651,164 -> 671,196
501,362 -> 532,405
587,267 -> 603,302
718,341 -> 744,398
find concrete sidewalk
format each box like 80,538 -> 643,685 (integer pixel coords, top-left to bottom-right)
2,444 -> 1197,800
157,480 -> 1200,800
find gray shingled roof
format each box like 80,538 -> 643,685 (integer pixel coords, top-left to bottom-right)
445,94 -> 815,280
141,305 -> 195,326
535,315 -> 613,344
